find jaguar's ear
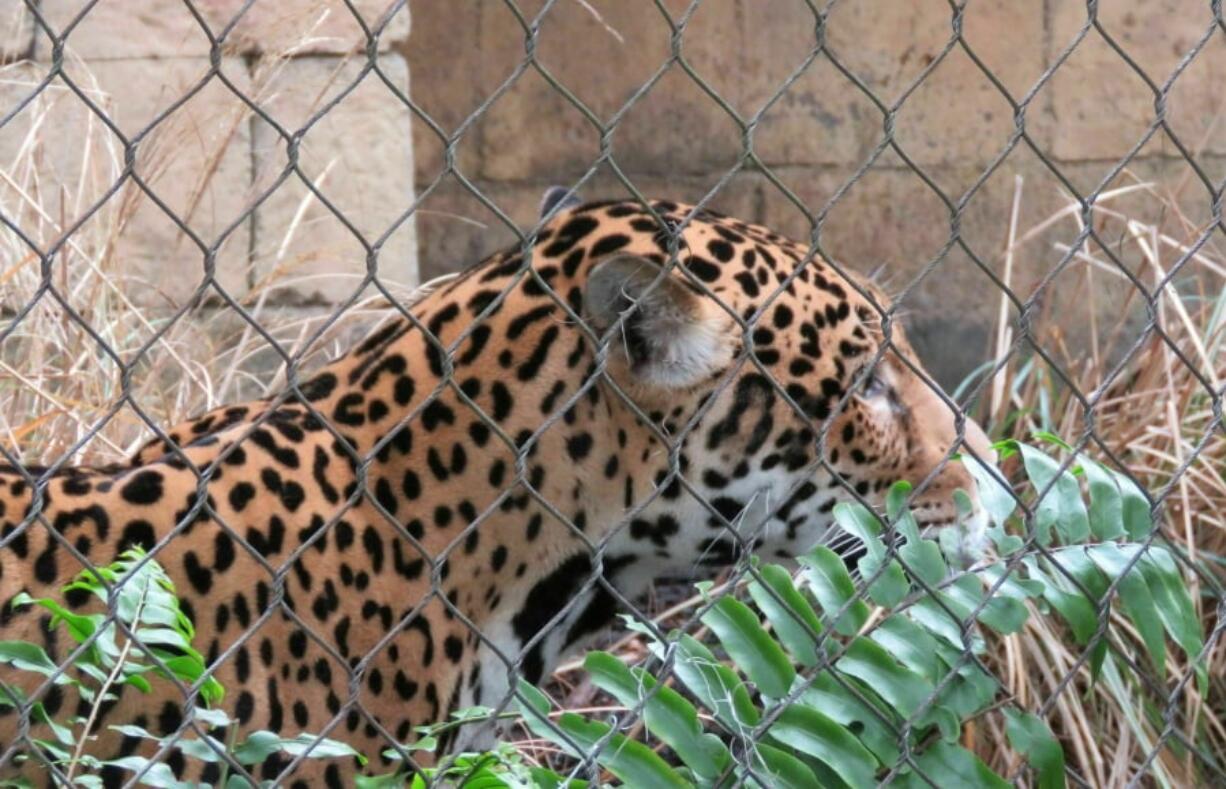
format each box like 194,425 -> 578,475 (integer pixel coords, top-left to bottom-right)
539,186 -> 582,219
584,255 -> 734,389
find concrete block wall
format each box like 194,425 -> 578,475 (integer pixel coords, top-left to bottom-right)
402,0 -> 1225,388
3,1 -> 1221,389
0,0 -> 417,312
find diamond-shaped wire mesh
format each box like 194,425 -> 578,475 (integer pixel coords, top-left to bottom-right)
0,0 -> 1223,786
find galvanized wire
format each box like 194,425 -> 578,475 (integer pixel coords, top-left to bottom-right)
0,0 -> 1223,786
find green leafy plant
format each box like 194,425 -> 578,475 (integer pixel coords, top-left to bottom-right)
0,547 -> 365,787
500,438 -> 1207,788
357,740 -> 569,789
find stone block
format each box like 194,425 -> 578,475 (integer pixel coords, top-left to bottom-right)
35,0 -> 409,60
411,179 -> 524,283
0,58 -> 253,309
1,1 -> 34,61
740,8 -> 873,170
250,54 -> 417,304
398,0 -> 483,183
1047,0 -> 1226,162
215,0 -> 411,56
813,0 -> 1045,167
473,0 -> 746,181
36,0 -> 215,59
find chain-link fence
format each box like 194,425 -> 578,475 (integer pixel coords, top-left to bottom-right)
1,1 -> 1224,786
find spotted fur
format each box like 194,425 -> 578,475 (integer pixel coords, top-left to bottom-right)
0,197 -> 992,784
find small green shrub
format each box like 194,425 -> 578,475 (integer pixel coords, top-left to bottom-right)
354,733 -> 570,789
505,438 -> 1204,787
0,547 -> 364,787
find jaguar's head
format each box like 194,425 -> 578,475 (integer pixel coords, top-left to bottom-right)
573,202 -> 994,567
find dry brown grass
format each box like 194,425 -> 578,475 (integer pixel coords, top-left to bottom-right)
963,174 -> 1226,787
0,55 -> 421,467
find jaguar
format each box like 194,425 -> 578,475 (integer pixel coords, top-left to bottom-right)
0,189 -> 993,785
